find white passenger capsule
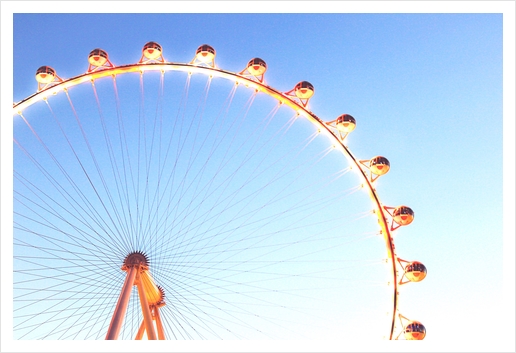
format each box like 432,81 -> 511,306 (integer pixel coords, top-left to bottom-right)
294,81 -> 314,99
393,206 -> 414,226
35,66 -> 56,84
369,156 -> 390,176
246,58 -> 267,76
404,321 -> 426,340
335,114 -> 356,133
88,48 -> 109,67
404,261 -> 427,282
195,44 -> 216,63
142,41 -> 163,60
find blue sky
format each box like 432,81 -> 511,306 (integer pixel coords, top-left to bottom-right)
2,1 -> 515,352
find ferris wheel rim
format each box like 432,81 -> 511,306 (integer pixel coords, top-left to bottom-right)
13,58 -> 401,340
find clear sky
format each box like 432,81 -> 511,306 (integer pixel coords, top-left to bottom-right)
1,1 -> 515,352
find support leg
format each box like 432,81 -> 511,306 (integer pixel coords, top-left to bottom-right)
136,272 -> 158,340
135,320 -> 146,340
154,306 -> 166,340
105,266 -> 138,340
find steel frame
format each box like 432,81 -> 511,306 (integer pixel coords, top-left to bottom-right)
14,60 -> 404,340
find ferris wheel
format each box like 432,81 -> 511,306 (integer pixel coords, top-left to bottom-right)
12,42 -> 427,341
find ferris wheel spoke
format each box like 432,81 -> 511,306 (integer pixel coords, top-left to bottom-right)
164,93 -> 261,264
156,112 -> 314,263
157,263 -> 338,339
62,89 -> 134,252
111,75 -> 142,250
14,192 -> 128,263
161,159 -> 358,272
162,81 -> 225,256
158,270 -> 292,339
14,110 -> 133,255
89,79 -> 137,250
16,284 -> 120,340
147,179 -> 369,290
14,265 -> 123,339
148,82 -> 258,268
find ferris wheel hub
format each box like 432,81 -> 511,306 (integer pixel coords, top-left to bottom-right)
122,251 -> 149,271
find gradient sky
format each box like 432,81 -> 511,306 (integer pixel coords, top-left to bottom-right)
2,1 -> 515,352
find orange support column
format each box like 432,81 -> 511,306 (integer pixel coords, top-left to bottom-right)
105,266 -> 138,340
134,320 -> 146,340
154,306 -> 166,340
136,272 -> 158,340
